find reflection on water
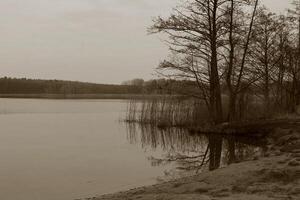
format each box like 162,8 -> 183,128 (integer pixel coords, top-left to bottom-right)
0,99 -> 177,200
0,98 -> 268,199
126,123 -> 267,177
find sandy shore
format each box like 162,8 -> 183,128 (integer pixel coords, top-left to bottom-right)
80,127 -> 300,200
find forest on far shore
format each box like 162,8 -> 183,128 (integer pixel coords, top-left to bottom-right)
0,77 -> 188,95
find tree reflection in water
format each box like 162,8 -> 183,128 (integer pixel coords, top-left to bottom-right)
126,123 -> 267,179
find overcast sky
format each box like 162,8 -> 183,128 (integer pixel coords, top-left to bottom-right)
0,0 -> 294,84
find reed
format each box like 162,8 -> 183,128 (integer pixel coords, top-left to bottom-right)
125,96 -> 209,128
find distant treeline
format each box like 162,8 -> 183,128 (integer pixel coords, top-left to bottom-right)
0,77 -> 142,95
0,77 -> 193,96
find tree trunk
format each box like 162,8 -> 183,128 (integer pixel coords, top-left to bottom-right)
228,93 -> 237,122
210,0 -> 223,124
209,135 -> 223,170
228,137 -> 236,164
227,0 -> 237,122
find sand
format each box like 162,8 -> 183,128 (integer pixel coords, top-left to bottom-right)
80,127 -> 300,200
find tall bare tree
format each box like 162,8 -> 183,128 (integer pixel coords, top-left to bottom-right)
250,9 -> 279,116
287,0 -> 300,111
223,0 -> 259,121
150,0 -> 229,124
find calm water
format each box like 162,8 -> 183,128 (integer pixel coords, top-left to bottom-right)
0,99 -> 265,200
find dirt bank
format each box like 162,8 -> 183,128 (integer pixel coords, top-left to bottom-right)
81,127 -> 300,200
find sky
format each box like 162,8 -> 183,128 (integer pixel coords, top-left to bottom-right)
0,0 -> 294,84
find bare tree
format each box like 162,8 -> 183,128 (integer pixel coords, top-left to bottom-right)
150,0 -> 236,123
288,0 -> 300,110
149,0 -> 300,123
223,0 -> 259,121
249,9 -> 279,116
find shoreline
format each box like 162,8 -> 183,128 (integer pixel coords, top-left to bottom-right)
81,126 -> 300,200
0,94 -> 165,100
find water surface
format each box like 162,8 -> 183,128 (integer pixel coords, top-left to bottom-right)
0,99 -> 171,200
0,99 -> 265,200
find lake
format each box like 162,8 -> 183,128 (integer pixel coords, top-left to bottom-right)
0,99 -> 265,200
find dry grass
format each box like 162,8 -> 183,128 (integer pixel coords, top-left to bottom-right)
125,96 -> 210,128
125,94 -> 298,130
